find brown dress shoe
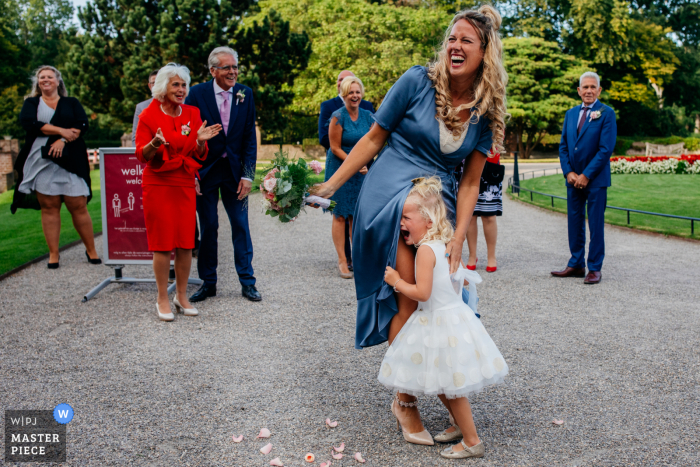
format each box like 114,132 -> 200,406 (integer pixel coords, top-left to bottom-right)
584,271 -> 602,284
551,267 -> 586,277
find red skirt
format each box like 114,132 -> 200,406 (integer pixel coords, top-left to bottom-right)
143,184 -> 196,251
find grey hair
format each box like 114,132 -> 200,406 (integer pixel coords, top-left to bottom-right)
151,63 -> 191,102
28,66 -> 68,98
579,71 -> 600,87
208,47 -> 239,69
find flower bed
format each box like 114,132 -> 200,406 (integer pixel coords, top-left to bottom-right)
610,155 -> 700,174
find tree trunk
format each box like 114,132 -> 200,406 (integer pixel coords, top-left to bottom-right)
695,114 -> 700,134
516,125 -> 528,159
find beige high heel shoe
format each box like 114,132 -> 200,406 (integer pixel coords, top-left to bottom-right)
390,396 -> 434,446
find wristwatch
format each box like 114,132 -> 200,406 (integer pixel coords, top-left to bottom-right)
60,137 -> 67,143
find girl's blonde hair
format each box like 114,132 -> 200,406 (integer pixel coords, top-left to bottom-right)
340,76 -> 365,99
406,177 -> 454,246
426,5 -> 508,152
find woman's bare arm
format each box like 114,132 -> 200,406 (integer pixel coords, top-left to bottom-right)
316,124 -> 389,197
385,245 -> 435,302
328,117 -> 349,161
446,150 -> 488,273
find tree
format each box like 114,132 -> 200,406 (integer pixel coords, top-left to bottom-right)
245,0 -> 451,114
18,0 -> 75,71
504,37 -> 589,158
234,9 -> 312,137
63,0 -> 252,122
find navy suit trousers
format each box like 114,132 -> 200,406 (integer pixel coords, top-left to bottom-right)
197,158 -> 255,286
567,186 -> 607,271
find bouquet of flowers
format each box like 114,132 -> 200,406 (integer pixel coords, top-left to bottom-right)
260,151 -> 335,223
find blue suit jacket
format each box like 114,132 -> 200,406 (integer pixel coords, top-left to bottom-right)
559,100 -> 616,188
185,80 -> 257,181
318,96 -> 374,150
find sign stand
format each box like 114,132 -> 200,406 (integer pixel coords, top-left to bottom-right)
83,148 -> 202,302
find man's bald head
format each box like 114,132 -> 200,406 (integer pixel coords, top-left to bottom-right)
337,70 -> 355,94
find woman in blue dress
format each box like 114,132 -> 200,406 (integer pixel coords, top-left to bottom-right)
313,6 -> 508,456
324,76 -> 373,279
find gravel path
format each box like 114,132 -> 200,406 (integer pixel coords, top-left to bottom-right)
1,193 -> 699,466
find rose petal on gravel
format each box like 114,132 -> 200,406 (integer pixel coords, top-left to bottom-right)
333,442 -> 345,452
232,435 -> 243,443
305,453 -> 315,462
552,419 -> 564,425
270,458 -> 284,466
354,452 -> 366,463
260,443 -> 273,455
326,418 -> 338,428
320,462 -> 332,467
332,452 -> 343,460
257,428 -> 271,438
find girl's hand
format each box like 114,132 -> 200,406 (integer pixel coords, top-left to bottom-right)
48,139 -> 66,157
197,120 -> 222,144
359,165 -> 368,175
445,237 -> 464,274
384,266 -> 401,286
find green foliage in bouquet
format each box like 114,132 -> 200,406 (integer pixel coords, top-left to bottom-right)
260,150 -> 319,223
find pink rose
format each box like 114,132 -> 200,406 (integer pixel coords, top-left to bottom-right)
262,171 -> 278,192
265,190 -> 275,200
309,160 -> 323,175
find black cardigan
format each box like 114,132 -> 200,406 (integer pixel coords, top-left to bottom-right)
11,96 -> 91,213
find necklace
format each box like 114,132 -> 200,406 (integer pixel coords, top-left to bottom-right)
160,104 -> 182,117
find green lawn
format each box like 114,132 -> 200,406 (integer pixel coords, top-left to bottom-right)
510,174 -> 700,239
0,171 -> 102,276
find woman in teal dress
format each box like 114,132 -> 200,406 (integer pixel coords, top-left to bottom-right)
313,6 -> 508,456
324,76 -> 373,278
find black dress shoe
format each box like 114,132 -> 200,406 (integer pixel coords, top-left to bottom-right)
242,284 -> 262,301
85,250 -> 102,264
47,261 -> 59,269
190,283 -> 216,302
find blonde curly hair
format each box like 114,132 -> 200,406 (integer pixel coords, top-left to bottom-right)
426,5 -> 508,152
406,177 -> 454,246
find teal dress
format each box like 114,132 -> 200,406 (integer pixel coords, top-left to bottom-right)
353,66 -> 493,349
324,106 -> 374,218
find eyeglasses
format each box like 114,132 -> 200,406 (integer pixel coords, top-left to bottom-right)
212,65 -> 238,72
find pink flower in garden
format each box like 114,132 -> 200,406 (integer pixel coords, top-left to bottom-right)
309,160 -> 323,175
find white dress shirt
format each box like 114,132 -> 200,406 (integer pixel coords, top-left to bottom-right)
212,81 -> 251,182
578,99 -> 599,125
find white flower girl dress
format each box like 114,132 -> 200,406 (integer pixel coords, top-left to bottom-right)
378,241 -> 508,399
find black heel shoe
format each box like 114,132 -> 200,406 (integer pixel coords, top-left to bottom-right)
48,255 -> 59,269
85,250 -> 102,265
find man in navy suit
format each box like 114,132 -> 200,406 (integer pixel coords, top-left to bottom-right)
318,70 -> 374,271
552,71 -> 616,284
186,46 -> 261,302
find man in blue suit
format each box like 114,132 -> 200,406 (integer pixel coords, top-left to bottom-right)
318,70 -> 374,271
552,71 -> 616,284
186,46 -> 261,302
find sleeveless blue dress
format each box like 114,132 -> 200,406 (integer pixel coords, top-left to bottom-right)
324,106 -> 374,218
353,66 -> 493,349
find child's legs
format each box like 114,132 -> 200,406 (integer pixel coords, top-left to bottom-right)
441,396 -> 480,449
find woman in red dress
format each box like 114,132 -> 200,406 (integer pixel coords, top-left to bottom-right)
135,63 -> 222,322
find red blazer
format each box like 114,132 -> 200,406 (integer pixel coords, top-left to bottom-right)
135,100 -> 208,186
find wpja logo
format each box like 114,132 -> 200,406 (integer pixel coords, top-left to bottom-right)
5,406 -> 70,463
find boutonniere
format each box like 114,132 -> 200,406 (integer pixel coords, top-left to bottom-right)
236,90 -> 245,105
181,122 -> 191,136
589,110 -> 602,122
